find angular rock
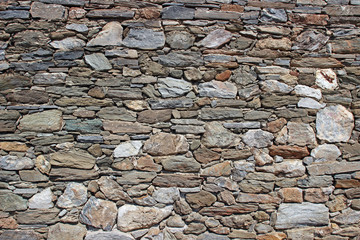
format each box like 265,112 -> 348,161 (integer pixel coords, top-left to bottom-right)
260,80 -> 293,94
237,193 -> 281,204
160,156 -> 200,173
198,80 -> 237,99
294,85 -> 322,100
30,2 -> 66,20
85,53 -> 111,71
0,230 -> 41,240
194,148 -> 221,164
262,95 -> 299,108
275,203 -> 329,229
269,145 -> 309,159
197,233 -> 230,240
18,110 -> 62,133
86,9 -> 134,18
34,72 -> 67,85
243,130 -> 274,148
114,141 -> 142,158
315,68 -> 338,90
28,188 -> 54,209
117,205 -> 172,232
0,193 -> 27,211
166,31 -> 194,50
50,149 -> 95,169
103,121 -> 151,134
148,98 -> 193,109
19,169 -> 49,182
307,161 -> 360,176
0,10 -> 29,19
316,105 -> 354,142
16,209 -> 60,225
54,51 -> 83,60
260,8 -> 287,22
158,77 -> 192,98
186,190 -> 216,208
311,144 -> 341,161
289,13 -> 329,25
143,132 -> 188,156
201,108 -> 243,120
199,205 -> 258,216
162,6 -> 195,20
87,22 -> 122,47
0,155 -> 34,170
65,119 -> 102,134
293,30 -> 329,51
202,122 -> 238,148
153,174 -> 202,188
50,37 -> 86,50
97,107 -> 136,121
66,23 -> 88,33
57,182 -> 88,208
291,58 -> 343,68
48,223 -> 87,240
85,231 -> 133,240
50,168 -> 99,181
152,187 -> 180,204
333,208 -> 360,225
159,51 -> 204,67
195,9 -> 241,20
287,122 -> 316,147
97,176 -> 131,202
201,161 -> 232,177
80,197 -> 117,231
298,97 -> 326,109
137,109 -> 171,123
123,28 -> 165,50
116,171 -> 156,185
199,29 -> 232,49
0,141 -> 28,152
332,38 -> 360,54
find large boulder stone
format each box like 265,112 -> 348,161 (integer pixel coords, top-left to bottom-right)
143,132 -> 188,156
123,28 -> 165,50
50,149 -> 96,169
57,182 -> 88,208
316,105 -> 354,142
275,203 -> 329,229
87,21 -> 122,47
18,110 -> 63,132
117,205 -> 173,232
48,223 -> 86,240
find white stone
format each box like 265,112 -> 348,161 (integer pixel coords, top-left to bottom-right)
50,37 -> 86,50
198,29 -> 232,49
260,80 -> 293,94
28,188 -> 54,209
311,144 -> 341,161
294,84 -> 322,100
198,80 -> 237,99
0,156 -> 34,170
152,187 -> 180,204
298,97 -> 326,109
87,22 -> 123,47
158,77 -> 192,98
315,69 -> 338,90
114,141 -> 142,158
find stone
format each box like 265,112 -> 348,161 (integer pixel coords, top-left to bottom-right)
40,0 -> 86,6
197,233 -> 230,240
152,187 -> 180,204
260,8 -> 287,22
87,22 -> 122,47
298,98 -> 326,109
97,176 -> 131,202
332,38 -> 360,54
184,222 -> 206,234
117,171 -> 156,185
143,132 -> 188,156
201,161 -> 232,177
0,216 -> 18,229
97,107 -> 135,121
333,208 -> 360,225
291,58 -> 343,68
50,37 -> 86,50
275,203 -> 329,229
138,109 -> 171,123
243,130 -> 274,148
0,155 -> 34,170
103,121 -> 151,134
280,188 -> 303,203
0,230 -> 41,240
0,142 -> 28,152
307,161 -> 360,176
194,148 -> 221,164
18,110 -> 62,132
199,29 -> 232,49
80,197 -> 117,231
48,223 -> 86,240
86,9 -> 134,18
85,231 -> 133,240
195,9 -> 241,20
85,53 -> 111,71
294,85 -> 322,100
166,31 -> 194,49
66,23 -> 88,33
269,145 -> 309,159
262,95 -> 299,108
0,193 -> 27,211
117,205 -> 173,232
50,168 -> 99,181
293,30 -> 329,51
159,52 -> 204,67
135,155 -> 162,172
257,38 -> 291,51
54,51 -> 84,60
6,90 -> 49,104
57,182 -> 88,208
316,105 -> 354,142
304,188 -> 329,203
202,122 -> 239,148
28,188 -> 54,209
34,72 -> 67,85
114,141 -> 142,158
228,230 -> 256,239
123,28 -> 165,50
30,2 -> 66,20
315,69 -> 338,90
201,108 -> 243,120
253,149 -> 274,166
158,77 -> 192,98
289,13 -> 329,25
198,80 -> 237,99
50,149 -> 95,169
287,122 -> 316,147
19,169 -> 48,182
229,36 -> 253,50
65,119 -> 103,134
153,174 -> 202,188
311,144 -> 341,161
0,10 -> 29,19
260,80 -> 293,94
199,205 -> 258,216
0,74 -> 31,90
162,6 -> 195,20
160,156 -> 200,173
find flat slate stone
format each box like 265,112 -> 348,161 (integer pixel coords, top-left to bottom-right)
0,193 -> 27,211
158,77 -> 192,98
0,10 -> 29,19
85,53 -> 112,71
0,230 -> 41,240
18,110 -> 63,133
87,22 -> 123,47
40,0 -> 86,6
85,231 -> 134,240
50,149 -> 96,169
198,80 -> 237,99
159,51 -> 204,67
162,6 -> 195,20
50,37 -> 86,50
123,28 -> 165,50
87,9 -> 135,18
30,2 -> 66,20
148,98 -> 193,109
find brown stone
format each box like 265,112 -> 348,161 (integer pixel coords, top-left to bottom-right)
248,1 -> 295,8
307,161 -> 360,176
324,6 -> 360,16
143,132 -> 189,156
199,205 -> 258,216
221,149 -> 252,160
257,232 -> 287,240
186,191 -> 216,209
137,109 -> 172,123
73,109 -> 96,118
0,217 -> 18,229
103,121 -> 152,134
215,70 -> 232,81
6,90 -> 49,104
135,155 -> 162,172
346,188 -> 360,199
304,188 -> 329,203
289,13 -> 329,25
332,39 -> 360,54
218,190 -> 236,205
153,174 -> 202,188
228,230 -> 256,239
16,209 -> 60,224
200,161 -> 232,177
140,7 -> 161,19
0,142 -> 28,152
336,179 -> 360,188
50,168 -> 99,181
291,58 -> 343,68
221,4 -> 244,12
194,147 -> 221,164
279,188 -> 303,203
0,121 -> 17,133
266,118 -> 287,133
0,230 -> 41,240
236,193 -> 281,204
55,97 -> 113,107
69,7 -> 86,19
88,86 -> 106,99
326,195 -> 347,212
256,38 -> 292,51
30,2 -> 67,20
269,145 -> 309,159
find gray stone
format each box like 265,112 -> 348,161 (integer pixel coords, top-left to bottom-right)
66,23 -> 88,33
28,188 -> 54,209
260,80 -> 293,94
149,98 -> 193,109
97,176 -> 131,202
40,0 -> 86,6
143,132 -> 188,156
160,156 -> 201,173
123,28 -> 165,50
294,85 -> 322,100
166,31 -> 195,49
0,155 -> 34,170
159,51 -> 204,67
275,203 -> 329,229
85,231 -> 134,240
86,9 -> 134,18
114,141 -> 142,158
11,62 -> 54,71
238,85 -> 261,99
50,37 -> 86,50
50,168 -> 99,181
316,105 -> 354,142
85,53 -> 112,71
77,135 -> 103,143
199,29 -> 232,49
117,171 -> 157,185
195,9 -> 241,20
311,144 -> 341,161
198,80 -> 237,99
229,36 -> 253,50
30,2 -> 66,20
298,97 -> 326,109
20,110 -> 62,132
152,187 -> 180,204
54,51 -> 83,60
242,130 -> 274,148
0,10 -> 29,19
162,6 -> 195,20
50,149 -> 96,169
287,122 -> 316,147
97,107 -> 136,121
202,122 -> 239,148
223,122 -> 261,129
0,230 -> 41,240
117,205 -> 173,232
201,108 -> 243,120
48,223 -> 87,240
260,8 -> 287,23
333,208 -> 360,225
80,197 -> 117,231
298,176 -> 333,188
231,65 -> 257,86
197,233 -> 230,240
307,161 -> 360,176
57,182 -> 88,208
34,73 -> 67,85
65,119 -> 102,134
293,30 -> 329,51
87,22 -> 122,47
158,77 -> 192,98
0,193 -> 27,211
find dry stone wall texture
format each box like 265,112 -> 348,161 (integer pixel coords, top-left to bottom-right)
0,0 -> 360,239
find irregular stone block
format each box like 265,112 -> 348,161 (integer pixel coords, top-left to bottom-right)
85,53 -> 112,71
0,156 -> 34,170
114,141 -> 142,158
50,37 -> 86,50
198,80 -> 237,99
0,193 -> 27,211
48,223 -> 86,240
202,122 -> 239,148
86,9 -> 134,18
199,29 -> 232,49
123,28 -> 165,50
153,174 -> 202,188
0,10 -> 29,19
158,77 -> 192,98
162,6 -> 195,19
159,51 -> 204,67
143,132 -> 188,156
30,2 -> 66,20
160,155 -> 200,173
87,21 -> 122,47
57,182 -> 88,208
50,149 -> 96,169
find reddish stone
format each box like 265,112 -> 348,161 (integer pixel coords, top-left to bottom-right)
140,7 -> 161,19
279,188 -> 303,203
199,205 -> 258,216
0,217 -> 18,229
221,149 -> 252,160
0,142 -> 28,152
304,188 -> 328,203
336,179 -> 360,189
269,145 -> 309,159
266,118 -> 287,133
346,188 -> 360,199
221,4 -> 244,12
194,147 -> 221,164
332,39 -> 360,54
289,13 -> 329,25
215,70 -> 232,81
135,155 -> 162,172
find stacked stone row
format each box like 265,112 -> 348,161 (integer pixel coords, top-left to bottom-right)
0,0 -> 360,239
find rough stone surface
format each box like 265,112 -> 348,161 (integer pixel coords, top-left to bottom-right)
18,110 -> 63,132
311,144 -> 341,161
198,80 -> 237,99
242,130 -> 274,148
158,77 -> 192,98
50,149 -> 96,169
85,53 -> 112,71
57,182 -> 88,208
30,2 -> 66,20
28,188 -> 54,209
202,122 -> 239,148
113,141 -> 142,158
123,28 -> 165,50
0,193 -> 27,211
143,132 -> 188,156
0,156 -> 34,170
48,223 -> 87,240
199,29 -> 232,49
166,31 -> 195,49
87,21 -> 122,47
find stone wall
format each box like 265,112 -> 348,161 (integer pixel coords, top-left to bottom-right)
0,0 -> 360,239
